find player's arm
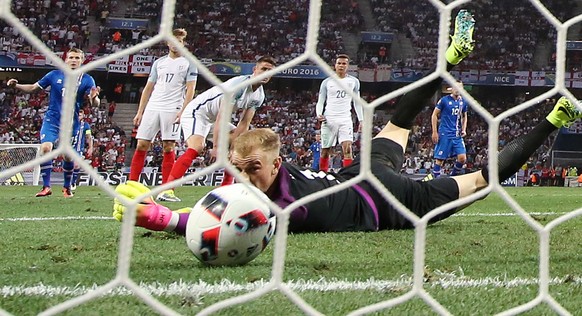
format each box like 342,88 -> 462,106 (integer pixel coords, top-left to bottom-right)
431,107 -> 441,143
353,78 -> 363,132
233,107 -> 256,137
210,108 -> 225,161
210,76 -> 249,156
461,110 -> 468,137
175,79 -> 197,123
7,79 -> 42,93
85,127 -> 94,157
134,81 -> 155,126
315,79 -> 328,122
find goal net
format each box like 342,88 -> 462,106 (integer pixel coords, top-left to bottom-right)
0,144 -> 41,186
1,0 -> 582,315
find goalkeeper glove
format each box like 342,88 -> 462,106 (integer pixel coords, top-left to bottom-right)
113,181 -> 175,231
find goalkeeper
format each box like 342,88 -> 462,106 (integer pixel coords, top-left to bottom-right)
113,10 -> 582,234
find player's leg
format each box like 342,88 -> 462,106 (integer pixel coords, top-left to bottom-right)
450,153 -> 467,176
129,110 -> 161,181
70,140 -> 81,192
448,137 -> 467,176
426,138 -> 451,180
311,157 -> 320,170
158,134 -> 205,202
454,96 -> 582,199
159,111 -> 181,185
319,122 -> 337,172
377,9 -> 475,149
340,141 -> 353,167
338,121 -> 354,167
36,121 -> 58,197
425,158 -> 445,181
37,142 -> 54,197
319,147 -> 331,172
160,111 -> 209,201
168,135 -> 205,182
161,140 -> 176,183
129,139 -> 152,181
62,155 -> 75,198
71,162 -> 80,192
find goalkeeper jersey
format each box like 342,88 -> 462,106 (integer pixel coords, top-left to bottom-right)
270,162 -> 378,233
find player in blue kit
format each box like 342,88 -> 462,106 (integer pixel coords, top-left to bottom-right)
70,111 -> 93,192
112,10 -> 582,235
308,133 -> 322,170
425,81 -> 468,180
7,48 -> 100,197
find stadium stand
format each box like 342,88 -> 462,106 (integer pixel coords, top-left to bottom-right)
2,0 -> 581,182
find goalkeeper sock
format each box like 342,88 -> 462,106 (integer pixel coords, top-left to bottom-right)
481,119 -> 556,183
40,160 -> 52,187
161,151 -> 175,184
129,149 -> 147,181
63,160 -> 74,188
390,64 -> 453,129
319,157 -> 329,172
168,148 -> 198,183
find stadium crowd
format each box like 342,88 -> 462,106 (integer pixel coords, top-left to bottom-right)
2,69 -> 578,184
2,1 -> 582,184
3,0 -> 577,71
370,0 -> 578,70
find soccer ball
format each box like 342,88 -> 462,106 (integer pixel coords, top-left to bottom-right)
185,183 -> 276,266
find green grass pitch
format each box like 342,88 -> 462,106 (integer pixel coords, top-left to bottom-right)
0,185 -> 581,315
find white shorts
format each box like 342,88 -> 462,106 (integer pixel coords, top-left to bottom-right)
180,103 -> 236,140
136,109 -> 180,141
320,119 -> 354,148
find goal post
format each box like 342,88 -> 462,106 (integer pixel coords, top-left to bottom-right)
0,143 -> 42,186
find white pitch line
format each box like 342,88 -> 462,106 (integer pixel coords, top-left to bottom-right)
454,212 -> 569,217
0,216 -> 113,222
0,212 -> 570,222
1,276 -> 581,298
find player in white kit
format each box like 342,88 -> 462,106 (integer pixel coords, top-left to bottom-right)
316,54 -> 363,171
158,56 -> 276,201
129,28 -> 198,202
